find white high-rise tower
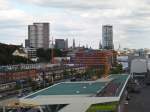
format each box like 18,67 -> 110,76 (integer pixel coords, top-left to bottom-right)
102,25 -> 114,50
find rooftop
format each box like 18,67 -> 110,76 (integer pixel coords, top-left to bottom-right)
21,74 -> 130,112
27,81 -> 108,98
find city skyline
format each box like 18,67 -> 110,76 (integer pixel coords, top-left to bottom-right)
1,0 -> 150,49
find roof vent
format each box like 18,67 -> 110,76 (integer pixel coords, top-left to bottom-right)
76,91 -> 80,94
83,86 -> 87,89
89,83 -> 92,85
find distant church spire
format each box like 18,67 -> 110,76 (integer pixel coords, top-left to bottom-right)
78,41 -> 80,47
73,39 -> 75,49
118,43 -> 121,51
86,44 -> 88,48
99,40 -> 102,49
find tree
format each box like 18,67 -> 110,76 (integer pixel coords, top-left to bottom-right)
0,43 -> 33,65
111,64 -> 123,74
27,78 -> 39,91
37,48 -> 63,63
63,70 -> 70,79
15,84 -> 21,90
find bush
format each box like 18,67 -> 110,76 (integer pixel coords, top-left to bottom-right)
111,64 -> 123,74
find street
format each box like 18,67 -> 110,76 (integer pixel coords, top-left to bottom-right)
128,85 -> 150,112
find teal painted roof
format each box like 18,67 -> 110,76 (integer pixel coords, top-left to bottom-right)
27,82 -> 106,98
109,74 -> 129,96
109,74 -> 128,83
26,74 -> 129,99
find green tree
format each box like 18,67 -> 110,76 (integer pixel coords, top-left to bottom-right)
37,48 -> 63,63
15,84 -> 21,90
0,43 -> 33,65
111,64 -> 123,74
63,70 -> 70,79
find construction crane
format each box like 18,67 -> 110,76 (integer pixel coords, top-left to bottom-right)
51,36 -> 54,64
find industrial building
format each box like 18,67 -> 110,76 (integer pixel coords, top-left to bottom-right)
130,58 -> 148,78
20,74 -> 130,112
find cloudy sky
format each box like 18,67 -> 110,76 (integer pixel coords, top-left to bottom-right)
1,0 -> 150,49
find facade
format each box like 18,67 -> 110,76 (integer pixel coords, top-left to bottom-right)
55,39 -> 66,50
28,23 -> 49,49
37,64 -> 86,83
25,39 -> 30,48
102,25 -> 114,50
0,69 -> 37,84
72,50 -> 117,76
130,57 -> 148,77
24,48 -> 37,61
0,64 -> 86,84
54,57 -> 70,64
0,64 -> 60,72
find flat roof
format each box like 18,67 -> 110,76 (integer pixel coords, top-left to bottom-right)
25,74 -> 129,99
26,81 -> 107,98
20,74 -> 130,112
109,74 -> 128,83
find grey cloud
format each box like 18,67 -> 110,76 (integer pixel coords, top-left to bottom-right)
53,25 -> 84,32
2,0 -> 150,48
21,0 -> 118,10
0,20 -> 26,29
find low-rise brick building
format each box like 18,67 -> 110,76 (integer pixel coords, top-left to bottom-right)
72,50 -> 117,76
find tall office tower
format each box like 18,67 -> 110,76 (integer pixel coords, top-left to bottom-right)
102,25 -> 114,50
28,23 -> 49,49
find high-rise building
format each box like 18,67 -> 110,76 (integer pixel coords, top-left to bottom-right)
28,23 -> 49,49
25,39 -> 30,48
102,25 -> 114,50
55,39 -> 66,50
24,48 -> 37,61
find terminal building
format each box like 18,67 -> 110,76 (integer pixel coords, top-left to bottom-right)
19,74 -> 130,112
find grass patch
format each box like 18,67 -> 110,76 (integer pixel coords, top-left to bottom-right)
86,102 -> 118,112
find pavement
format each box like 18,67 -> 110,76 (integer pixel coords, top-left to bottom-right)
128,84 -> 150,112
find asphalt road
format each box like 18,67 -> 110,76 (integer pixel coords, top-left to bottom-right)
128,85 -> 150,112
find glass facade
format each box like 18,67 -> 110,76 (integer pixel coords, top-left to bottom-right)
102,25 -> 114,50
